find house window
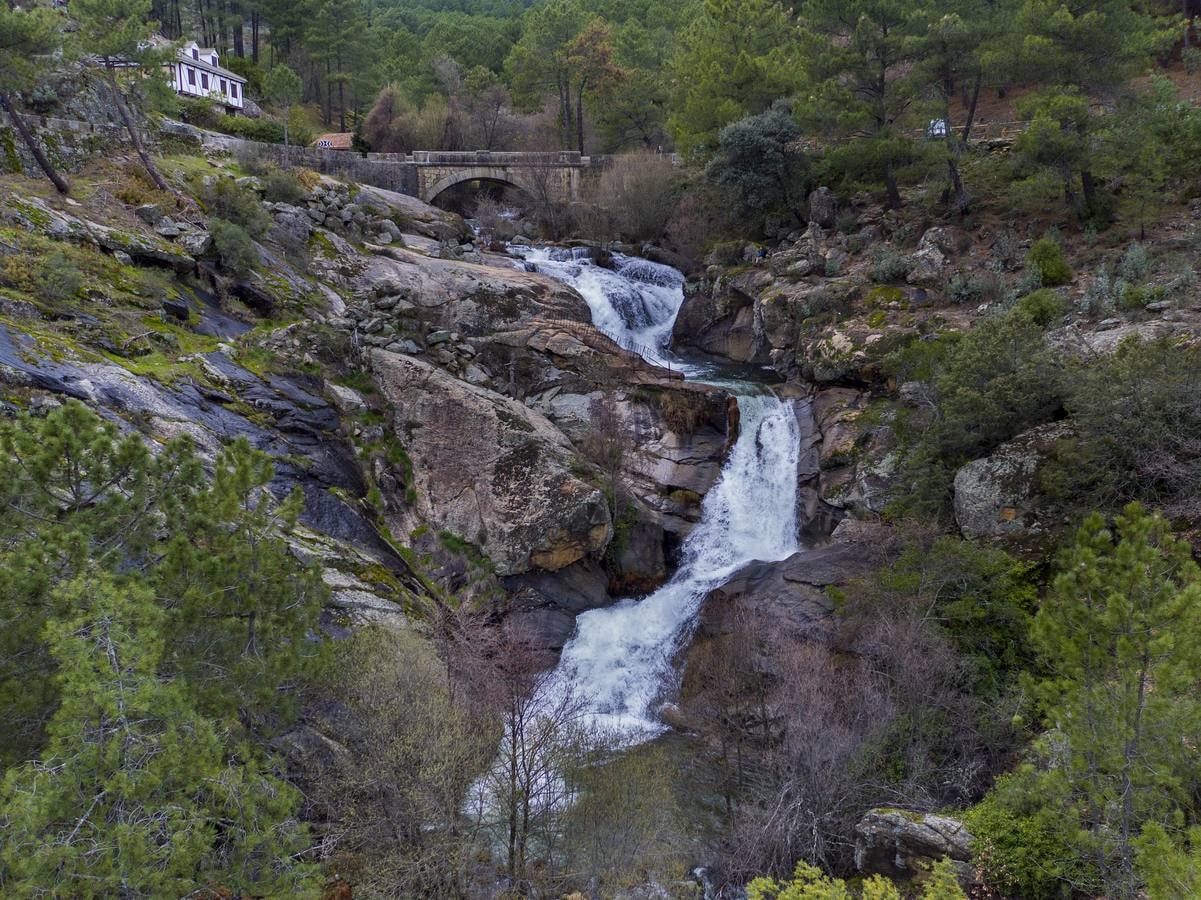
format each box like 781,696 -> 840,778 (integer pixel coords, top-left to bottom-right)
201,73 -> 209,90
220,79 -> 226,93
187,68 -> 195,86
191,48 -> 198,60
231,83 -> 238,99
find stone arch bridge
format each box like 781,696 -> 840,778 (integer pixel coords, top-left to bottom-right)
184,127 -> 611,204
407,150 -> 603,204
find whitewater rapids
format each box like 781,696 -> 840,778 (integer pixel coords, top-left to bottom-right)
513,245 -> 802,740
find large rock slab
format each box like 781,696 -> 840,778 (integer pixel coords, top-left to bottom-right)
371,350 -> 611,576
855,808 -> 974,881
471,319 -> 734,537
953,422 -> 1070,541
327,245 -> 592,338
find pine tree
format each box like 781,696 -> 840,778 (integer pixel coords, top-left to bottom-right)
71,0 -> 175,193
667,0 -> 801,158
263,64 -> 302,166
1004,0 -> 1171,216
800,0 -> 925,209
0,573 -> 319,897
156,438 -> 326,725
0,6 -> 72,194
1031,505 -> 1201,898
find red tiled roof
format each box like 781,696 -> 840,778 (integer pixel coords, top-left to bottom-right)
311,132 -> 354,150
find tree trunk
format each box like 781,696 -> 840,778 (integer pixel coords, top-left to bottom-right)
324,60 -> 332,127
251,10 -> 259,64
558,79 -> 572,150
232,7 -> 244,58
0,93 -> 71,194
1081,168 -> 1098,214
282,106 -> 290,168
575,79 -> 586,155
884,161 -> 902,210
338,80 -> 346,133
961,69 -> 983,149
104,69 -> 172,194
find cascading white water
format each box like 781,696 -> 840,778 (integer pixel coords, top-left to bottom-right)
514,245 -> 803,741
512,246 -> 684,365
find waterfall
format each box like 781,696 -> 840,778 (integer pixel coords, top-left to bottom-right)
514,245 -> 803,741
512,247 -> 684,365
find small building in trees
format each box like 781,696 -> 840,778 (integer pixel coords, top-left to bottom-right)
171,41 -> 246,113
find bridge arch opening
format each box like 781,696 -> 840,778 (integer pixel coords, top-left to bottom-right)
427,176 -> 537,243
425,175 -> 533,211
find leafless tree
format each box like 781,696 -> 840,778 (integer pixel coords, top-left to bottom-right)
457,622 -> 587,893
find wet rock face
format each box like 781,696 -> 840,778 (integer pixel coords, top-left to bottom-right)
854,809 -> 974,882
371,350 -> 611,577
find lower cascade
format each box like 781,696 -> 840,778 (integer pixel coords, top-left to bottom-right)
516,245 -> 803,739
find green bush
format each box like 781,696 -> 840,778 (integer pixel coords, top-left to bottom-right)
37,251 -> 84,304
261,168 -> 309,205
200,177 -> 271,237
210,218 -> 259,275
1119,242 -> 1151,283
1027,237 -> 1072,286
707,240 -> 745,266
1017,288 -> 1068,326
948,270 -> 1003,306
965,776 -> 1090,900
1043,337 -> 1201,518
217,113 -> 286,144
870,244 -> 911,282
178,97 -> 221,129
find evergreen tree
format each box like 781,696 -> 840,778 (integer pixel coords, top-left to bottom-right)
263,64 -> 302,166
71,0 -> 174,193
1004,0 -> 1170,216
306,0 -> 367,131
0,573 -> 319,897
705,100 -> 811,224
0,6 -> 71,194
0,403 -> 326,760
800,0 -> 925,209
1031,505 -> 1201,898
505,0 -> 592,148
667,0 -> 800,158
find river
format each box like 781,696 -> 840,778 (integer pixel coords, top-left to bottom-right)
512,247 -> 803,741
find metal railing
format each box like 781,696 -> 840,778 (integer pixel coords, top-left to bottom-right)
533,317 -> 674,372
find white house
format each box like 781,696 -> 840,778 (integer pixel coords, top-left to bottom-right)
171,41 -> 246,113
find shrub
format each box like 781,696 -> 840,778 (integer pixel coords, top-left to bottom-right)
1119,242 -> 1151,283
870,244 -> 911,282
589,151 -> 682,243
706,240 -> 745,267
835,208 -> 859,234
991,228 -> 1021,269
1017,288 -> 1068,326
1044,337 -> 1201,519
1117,280 -> 1148,312
1,249 -> 85,307
178,97 -> 222,129
1083,269 -> 1115,318
210,218 -> 259,275
200,177 -> 271,237
965,777 -> 1090,900
216,114 -> 285,144
1027,237 -> 1072,286
261,169 -> 309,205
948,270 -> 1003,306
705,100 -> 811,223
